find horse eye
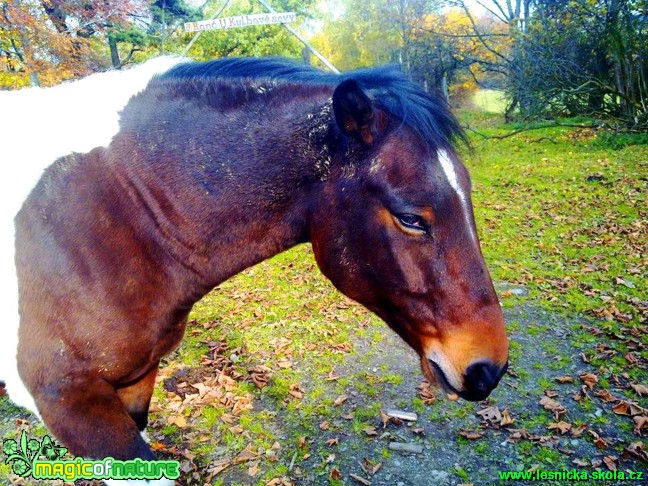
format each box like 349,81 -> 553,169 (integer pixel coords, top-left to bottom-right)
396,214 -> 429,234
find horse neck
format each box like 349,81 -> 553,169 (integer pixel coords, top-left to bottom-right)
111,86 -> 333,291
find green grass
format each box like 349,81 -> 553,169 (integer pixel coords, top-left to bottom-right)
462,114 -> 647,344
472,89 -> 508,114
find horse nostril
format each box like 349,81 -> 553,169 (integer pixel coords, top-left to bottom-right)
462,361 -> 507,401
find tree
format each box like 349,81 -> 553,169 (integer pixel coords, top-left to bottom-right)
408,9 -> 507,101
522,0 -> 648,125
0,0 -> 144,88
311,0 -> 434,71
442,0 -> 648,127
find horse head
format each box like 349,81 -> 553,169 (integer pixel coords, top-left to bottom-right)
310,78 -> 509,401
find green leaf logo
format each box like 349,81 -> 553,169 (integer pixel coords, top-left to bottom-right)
3,431 -> 35,477
12,458 -> 29,475
3,432 -> 68,478
2,439 -> 17,456
27,439 -> 40,452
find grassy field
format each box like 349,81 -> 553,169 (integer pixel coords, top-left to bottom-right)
1,110 -> 646,485
470,89 -> 508,114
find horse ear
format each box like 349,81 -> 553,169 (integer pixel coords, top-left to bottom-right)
332,79 -> 380,145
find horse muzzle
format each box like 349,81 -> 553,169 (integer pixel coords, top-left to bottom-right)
427,358 -> 508,402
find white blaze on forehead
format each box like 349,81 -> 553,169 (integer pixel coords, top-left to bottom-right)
0,56 -> 184,417
436,148 -> 478,244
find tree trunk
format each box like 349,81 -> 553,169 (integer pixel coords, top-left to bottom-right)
108,35 -> 121,68
441,71 -> 449,103
29,72 -> 40,88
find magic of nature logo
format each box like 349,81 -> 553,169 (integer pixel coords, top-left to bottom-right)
3,431 -> 179,481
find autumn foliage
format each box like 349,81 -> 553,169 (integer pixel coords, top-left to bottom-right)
1,0 -> 147,88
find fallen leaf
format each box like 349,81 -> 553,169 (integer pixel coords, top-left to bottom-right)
380,410 -> 392,428
624,441 -> 648,462
588,430 -> 609,449
539,396 -> 567,419
326,368 -> 340,381
633,416 -> 648,436
500,408 -> 515,426
544,390 -> 559,398
333,394 -> 348,406
548,421 -> 572,434
476,406 -> 502,424
540,396 -> 561,409
363,426 -> 378,437
220,413 -> 235,424
251,372 -> 269,389
580,372 -> 598,389
277,359 -> 293,369
459,429 -> 484,440
572,458 -> 589,467
207,459 -> 230,476
361,458 -> 382,476
168,415 -> 188,428
326,438 -> 339,447
507,428 -> 530,442
630,383 -> 648,397
603,455 -> 617,471
150,442 -> 167,452
225,423 -> 242,435
416,380 -> 437,404
266,479 -> 292,486
571,425 -> 587,438
319,421 -> 330,431
555,376 -> 574,383
594,389 -> 617,402
288,390 -> 303,399
235,444 -> 260,464
331,342 -> 352,353
330,467 -> 342,480
612,400 -> 645,416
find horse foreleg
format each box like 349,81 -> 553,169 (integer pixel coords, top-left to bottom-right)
116,364 -> 159,434
36,375 -> 156,461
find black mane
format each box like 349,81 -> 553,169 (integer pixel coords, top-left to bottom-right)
160,57 -> 465,149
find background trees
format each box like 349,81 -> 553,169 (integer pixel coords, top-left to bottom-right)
1,0 -> 646,129
1,0 -> 146,87
444,0 -> 647,126
517,0 -> 648,126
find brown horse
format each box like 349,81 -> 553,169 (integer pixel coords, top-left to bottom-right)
10,57 -> 508,474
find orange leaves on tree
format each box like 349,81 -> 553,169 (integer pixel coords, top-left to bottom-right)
1,0 -> 145,88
